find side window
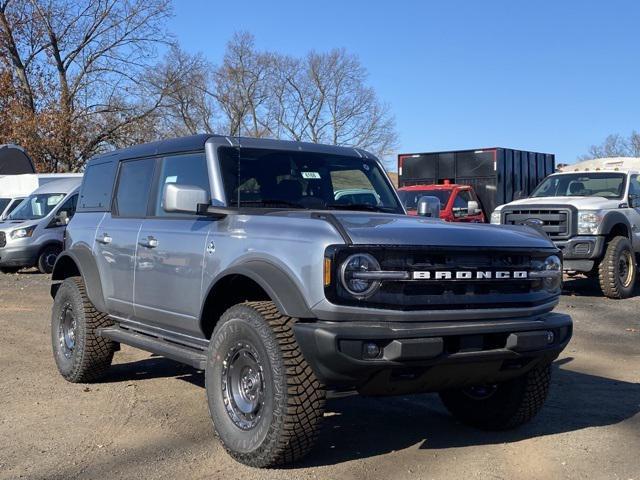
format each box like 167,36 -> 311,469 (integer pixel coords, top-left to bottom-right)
114,158 -> 155,217
629,175 -> 640,208
58,194 -> 78,220
78,161 -> 116,211
154,153 -> 210,216
453,190 -> 472,217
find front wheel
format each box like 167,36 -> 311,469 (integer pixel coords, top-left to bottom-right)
38,244 -> 62,274
205,301 -> 326,467
439,364 -> 551,430
598,236 -> 636,299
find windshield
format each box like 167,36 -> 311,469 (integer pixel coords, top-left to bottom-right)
531,173 -> 626,200
8,193 -> 65,220
397,190 -> 450,209
218,147 -> 402,213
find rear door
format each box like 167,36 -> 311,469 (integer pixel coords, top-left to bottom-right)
134,152 -> 212,336
94,157 -> 155,319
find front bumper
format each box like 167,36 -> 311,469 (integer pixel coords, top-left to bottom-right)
0,244 -> 39,268
555,235 -> 605,272
294,312 -> 572,395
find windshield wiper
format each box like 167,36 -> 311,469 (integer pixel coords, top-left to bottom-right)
326,203 -> 396,213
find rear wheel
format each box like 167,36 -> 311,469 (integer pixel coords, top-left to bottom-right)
51,277 -> 115,382
598,236 -> 636,299
38,244 -> 62,274
439,364 -> 551,430
205,301 -> 325,467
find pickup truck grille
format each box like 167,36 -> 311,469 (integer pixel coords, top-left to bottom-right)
503,208 -> 572,239
328,247 -> 558,312
0,232 -> 5,248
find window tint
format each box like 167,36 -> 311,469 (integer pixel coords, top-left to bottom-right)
114,158 -> 155,217
629,175 -> 640,195
79,161 -> 116,210
154,153 -> 210,216
0,198 -> 10,213
453,190 -> 472,209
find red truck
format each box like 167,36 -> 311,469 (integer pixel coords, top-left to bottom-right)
397,181 -> 485,222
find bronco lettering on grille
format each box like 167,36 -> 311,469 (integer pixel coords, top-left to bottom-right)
412,271 -> 528,280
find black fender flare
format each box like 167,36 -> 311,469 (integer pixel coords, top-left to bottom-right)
599,211 -> 632,238
199,260 -> 314,331
51,245 -> 107,312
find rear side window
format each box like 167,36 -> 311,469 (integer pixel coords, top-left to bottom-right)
78,161 -> 116,211
114,158 -> 155,217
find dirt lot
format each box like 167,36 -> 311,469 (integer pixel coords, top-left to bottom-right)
0,272 -> 638,480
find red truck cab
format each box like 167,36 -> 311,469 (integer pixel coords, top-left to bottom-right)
397,182 -> 485,223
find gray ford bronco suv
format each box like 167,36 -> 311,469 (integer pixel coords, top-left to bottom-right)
50,135 -> 572,467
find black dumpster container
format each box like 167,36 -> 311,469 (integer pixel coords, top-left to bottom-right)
398,148 -> 555,219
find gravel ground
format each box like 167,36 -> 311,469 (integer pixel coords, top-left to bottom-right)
0,271 -> 638,480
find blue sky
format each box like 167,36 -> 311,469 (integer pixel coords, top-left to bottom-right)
172,0 -> 639,166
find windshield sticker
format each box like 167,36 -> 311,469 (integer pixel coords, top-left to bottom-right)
301,172 -> 321,179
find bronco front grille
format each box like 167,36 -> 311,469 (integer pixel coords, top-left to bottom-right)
503,208 -> 572,239
0,232 -> 5,248
326,246 -> 558,312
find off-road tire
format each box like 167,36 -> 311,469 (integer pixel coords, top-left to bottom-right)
439,363 -> 551,430
598,236 -> 636,299
51,277 -> 115,382
38,244 -> 62,274
206,301 -> 326,468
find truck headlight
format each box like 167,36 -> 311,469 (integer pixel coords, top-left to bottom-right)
490,211 -> 501,224
531,254 -> 562,292
578,210 -> 603,234
340,253 -> 381,298
10,226 -> 35,239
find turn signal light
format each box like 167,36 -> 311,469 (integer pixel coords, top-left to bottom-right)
323,257 -> 332,286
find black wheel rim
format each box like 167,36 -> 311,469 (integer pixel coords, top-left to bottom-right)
44,251 -> 58,270
58,303 -> 76,359
618,250 -> 634,287
221,341 -> 265,430
462,384 -> 497,400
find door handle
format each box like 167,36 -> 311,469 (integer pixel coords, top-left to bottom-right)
138,236 -> 158,248
96,233 -> 112,245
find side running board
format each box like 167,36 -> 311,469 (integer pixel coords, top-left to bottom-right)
99,326 -> 207,370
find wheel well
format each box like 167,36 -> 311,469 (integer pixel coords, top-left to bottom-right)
606,223 -> 629,241
200,274 -> 271,339
50,255 -> 81,298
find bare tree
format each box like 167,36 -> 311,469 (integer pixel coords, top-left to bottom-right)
579,131 -> 640,161
0,0 -> 177,171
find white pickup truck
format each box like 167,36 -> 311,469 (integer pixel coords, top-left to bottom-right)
492,157 -> 640,299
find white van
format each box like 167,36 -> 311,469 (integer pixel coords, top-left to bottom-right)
0,173 -> 82,220
0,177 -> 81,273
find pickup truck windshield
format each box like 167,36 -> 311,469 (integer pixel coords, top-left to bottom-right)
398,190 -> 449,209
531,172 -> 626,200
9,193 -> 65,220
219,147 -> 402,213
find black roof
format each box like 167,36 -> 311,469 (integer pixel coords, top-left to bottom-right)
86,134 -> 373,167
0,144 -> 36,174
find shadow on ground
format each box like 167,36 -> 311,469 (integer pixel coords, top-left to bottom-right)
102,355 -> 640,468
562,274 -> 640,297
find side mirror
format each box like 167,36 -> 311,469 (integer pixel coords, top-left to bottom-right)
162,183 -> 211,214
513,191 -> 526,200
467,200 -> 480,215
55,210 -> 69,226
417,196 -> 441,218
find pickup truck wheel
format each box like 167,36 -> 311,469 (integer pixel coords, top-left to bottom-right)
439,363 -> 551,430
598,236 -> 636,299
37,244 -> 61,274
206,301 -> 326,467
51,277 -> 115,382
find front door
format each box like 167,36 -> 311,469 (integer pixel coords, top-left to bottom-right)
94,157 -> 156,319
134,152 -> 212,336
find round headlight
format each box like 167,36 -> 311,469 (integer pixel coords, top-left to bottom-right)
340,253 -> 381,298
532,254 -> 562,292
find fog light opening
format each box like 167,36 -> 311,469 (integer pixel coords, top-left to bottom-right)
363,342 -> 381,359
